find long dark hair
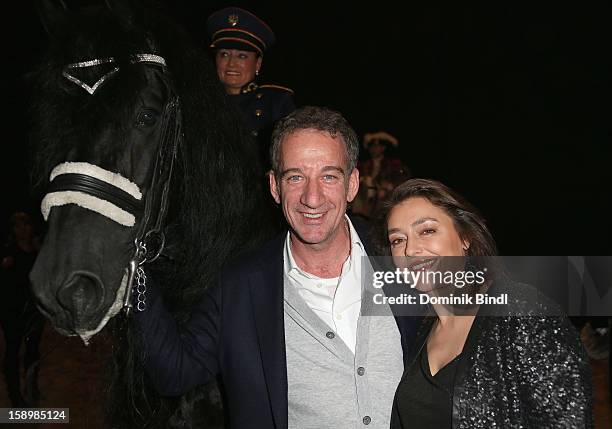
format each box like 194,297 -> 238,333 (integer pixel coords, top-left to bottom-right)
373,178 -> 498,257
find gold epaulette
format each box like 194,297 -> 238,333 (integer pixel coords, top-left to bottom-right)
241,82 -> 259,94
259,84 -> 294,95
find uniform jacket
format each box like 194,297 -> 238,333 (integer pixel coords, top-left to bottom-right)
232,81 -> 295,136
230,81 -> 295,171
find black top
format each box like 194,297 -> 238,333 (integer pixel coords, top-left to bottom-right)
394,344 -> 461,429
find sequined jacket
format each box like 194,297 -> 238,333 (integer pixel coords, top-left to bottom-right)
391,281 -> 593,428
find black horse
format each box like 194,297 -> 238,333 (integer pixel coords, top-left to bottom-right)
29,1 -> 270,427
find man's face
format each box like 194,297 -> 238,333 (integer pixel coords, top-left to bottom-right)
215,48 -> 262,95
269,129 -> 359,249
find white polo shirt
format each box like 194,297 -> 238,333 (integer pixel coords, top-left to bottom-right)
283,216 -> 364,354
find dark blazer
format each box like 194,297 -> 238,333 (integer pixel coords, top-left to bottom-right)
136,221 -> 420,429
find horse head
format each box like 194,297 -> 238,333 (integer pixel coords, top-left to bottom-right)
29,1 -> 271,427
30,1 -> 184,343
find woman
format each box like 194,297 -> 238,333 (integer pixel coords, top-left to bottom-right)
374,179 -> 592,428
206,7 -> 295,171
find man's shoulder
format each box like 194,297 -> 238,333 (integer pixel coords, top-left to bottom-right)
221,233 -> 286,281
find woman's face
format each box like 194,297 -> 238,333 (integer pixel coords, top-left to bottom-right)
215,48 -> 262,95
387,197 -> 468,291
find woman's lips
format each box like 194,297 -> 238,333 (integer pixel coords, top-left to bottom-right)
407,257 -> 437,271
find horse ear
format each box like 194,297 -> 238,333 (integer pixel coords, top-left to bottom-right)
36,0 -> 68,36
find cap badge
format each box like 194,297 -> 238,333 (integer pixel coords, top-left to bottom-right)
228,14 -> 239,26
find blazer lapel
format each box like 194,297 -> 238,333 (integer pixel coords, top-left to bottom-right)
248,234 -> 288,428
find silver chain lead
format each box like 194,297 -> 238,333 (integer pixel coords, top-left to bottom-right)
135,266 -> 147,312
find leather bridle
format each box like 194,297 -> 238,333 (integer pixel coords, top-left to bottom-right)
41,53 -> 182,316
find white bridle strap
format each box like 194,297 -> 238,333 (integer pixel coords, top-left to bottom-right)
49,162 -> 142,198
41,162 -> 142,227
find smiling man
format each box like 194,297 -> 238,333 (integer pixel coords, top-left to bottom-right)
270,127 -> 359,266
136,106 -> 418,428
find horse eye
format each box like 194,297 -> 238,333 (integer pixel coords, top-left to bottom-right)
135,109 -> 158,127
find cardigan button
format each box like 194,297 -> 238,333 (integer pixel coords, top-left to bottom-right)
357,366 -> 365,376
363,416 -> 371,425
326,331 -> 335,339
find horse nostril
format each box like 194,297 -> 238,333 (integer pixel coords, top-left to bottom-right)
56,271 -> 105,321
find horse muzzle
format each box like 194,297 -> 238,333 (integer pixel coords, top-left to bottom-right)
56,271 -> 105,323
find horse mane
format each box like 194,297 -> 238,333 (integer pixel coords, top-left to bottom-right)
147,9 -> 269,313
30,4 -> 272,428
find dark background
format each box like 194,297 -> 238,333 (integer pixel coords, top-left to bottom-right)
3,1 -> 610,255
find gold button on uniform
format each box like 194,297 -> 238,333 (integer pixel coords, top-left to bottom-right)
255,109 -> 263,117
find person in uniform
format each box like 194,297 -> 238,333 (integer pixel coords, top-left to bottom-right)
206,7 -> 295,171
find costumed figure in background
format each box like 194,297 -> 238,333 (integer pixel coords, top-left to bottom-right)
353,131 -> 409,220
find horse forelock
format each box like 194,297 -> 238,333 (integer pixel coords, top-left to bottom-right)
30,6 -> 156,193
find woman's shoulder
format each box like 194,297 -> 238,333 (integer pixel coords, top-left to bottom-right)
490,279 -> 564,317
459,283 -> 592,427
258,83 -> 294,96
483,280 -> 585,357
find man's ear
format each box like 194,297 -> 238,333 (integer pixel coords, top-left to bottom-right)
346,168 -> 359,203
269,171 -> 281,204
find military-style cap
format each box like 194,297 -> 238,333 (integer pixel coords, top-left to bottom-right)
206,7 -> 275,56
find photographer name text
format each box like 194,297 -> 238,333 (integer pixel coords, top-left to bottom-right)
373,292 -> 508,306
